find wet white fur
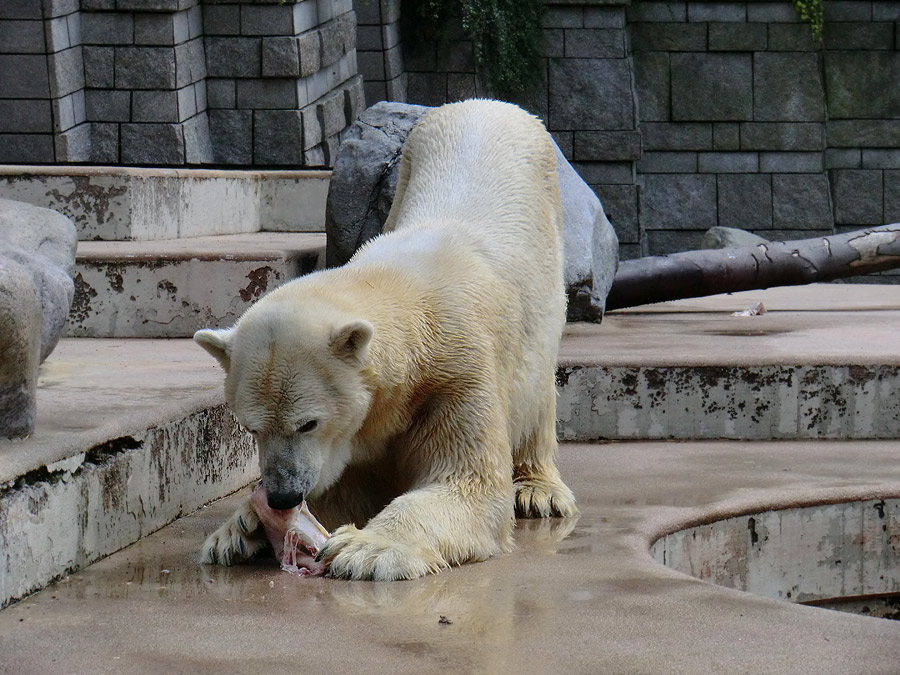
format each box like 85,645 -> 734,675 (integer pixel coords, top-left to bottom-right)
196,100 -> 577,580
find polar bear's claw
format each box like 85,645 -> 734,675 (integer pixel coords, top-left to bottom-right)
201,499 -> 268,566
319,525 -> 445,581
514,478 -> 579,518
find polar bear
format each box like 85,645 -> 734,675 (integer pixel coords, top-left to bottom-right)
194,99 -> 577,581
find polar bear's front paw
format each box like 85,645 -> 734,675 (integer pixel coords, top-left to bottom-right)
317,525 -> 446,581
515,477 -> 579,518
200,500 -> 268,566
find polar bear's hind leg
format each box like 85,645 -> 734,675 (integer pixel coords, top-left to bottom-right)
513,378 -> 578,518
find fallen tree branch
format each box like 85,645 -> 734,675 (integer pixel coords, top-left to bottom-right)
605,223 -> 900,312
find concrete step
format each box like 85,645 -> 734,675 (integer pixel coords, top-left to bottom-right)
0,338 -> 253,609
559,284 -> 900,441
66,232 -> 325,338
0,165 -> 330,240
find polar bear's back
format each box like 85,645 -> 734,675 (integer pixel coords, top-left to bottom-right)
368,101 -> 566,454
384,100 -> 562,252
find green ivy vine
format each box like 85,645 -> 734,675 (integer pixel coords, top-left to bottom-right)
405,0 -> 546,97
792,0 -> 825,40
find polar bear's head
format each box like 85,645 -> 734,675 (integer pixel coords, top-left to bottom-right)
194,301 -> 374,510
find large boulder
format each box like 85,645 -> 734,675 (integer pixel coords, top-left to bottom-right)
325,102 -> 619,321
0,199 -> 78,362
0,260 -> 42,438
0,199 -> 77,438
325,102 -> 430,269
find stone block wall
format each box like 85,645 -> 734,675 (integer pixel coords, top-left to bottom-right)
0,0 -> 88,163
358,0 -> 900,268
80,0 -> 210,164
0,0 -> 363,167
627,0 -> 900,260
354,0 -> 405,104
203,0 -> 363,166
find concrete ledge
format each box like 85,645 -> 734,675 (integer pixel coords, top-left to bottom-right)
558,284 -> 900,440
0,166 -> 331,240
0,405 -> 257,609
651,496 -> 900,604
68,232 -> 325,337
0,339 -> 257,608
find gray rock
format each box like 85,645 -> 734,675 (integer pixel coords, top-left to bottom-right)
0,257 -> 42,438
700,227 -> 770,250
640,174 -> 718,231
120,123 -> 185,165
325,101 -> 429,268
555,142 -> 619,320
0,198 -> 77,361
754,52 -> 825,122
832,169 -> 884,226
0,198 -> 77,439
772,174 -> 834,230
824,52 -> 900,119
325,101 -> 619,321
717,174 -> 773,230
632,52 -> 670,123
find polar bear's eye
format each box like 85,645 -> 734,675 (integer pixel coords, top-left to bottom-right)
298,420 -> 318,434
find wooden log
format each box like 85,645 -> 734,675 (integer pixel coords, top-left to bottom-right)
605,224 -> 900,312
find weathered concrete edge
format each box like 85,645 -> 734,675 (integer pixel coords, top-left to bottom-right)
0,165 -> 332,181
1,388 -> 224,485
556,363 -> 900,441
67,247 -> 323,339
0,167 -> 332,239
635,480 -> 900,599
0,402 -> 258,609
651,496 -> 900,603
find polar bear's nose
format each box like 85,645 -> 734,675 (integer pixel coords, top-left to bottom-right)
267,490 -> 304,511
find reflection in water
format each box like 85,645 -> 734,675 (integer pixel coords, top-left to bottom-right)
19,510 -> 594,673
320,516 -> 580,671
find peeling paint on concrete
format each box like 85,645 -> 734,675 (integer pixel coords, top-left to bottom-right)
67,258 -> 306,338
0,168 -> 330,241
556,364 -> 900,441
651,499 -> 900,606
0,404 -> 257,609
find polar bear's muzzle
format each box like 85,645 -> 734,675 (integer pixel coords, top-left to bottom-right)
258,436 -> 321,511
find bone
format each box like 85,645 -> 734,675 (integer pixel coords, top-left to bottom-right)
250,483 -> 330,576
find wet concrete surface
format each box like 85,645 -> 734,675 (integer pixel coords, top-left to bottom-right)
564,285 -> 900,368
0,339 -> 224,484
3,441 -> 900,675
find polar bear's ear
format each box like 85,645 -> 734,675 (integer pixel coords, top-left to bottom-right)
194,328 -> 234,371
330,319 -> 374,362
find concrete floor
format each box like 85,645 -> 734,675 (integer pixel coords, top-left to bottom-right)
2,441 -> 900,675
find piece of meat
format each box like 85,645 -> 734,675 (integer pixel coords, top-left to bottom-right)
250,483 -> 330,576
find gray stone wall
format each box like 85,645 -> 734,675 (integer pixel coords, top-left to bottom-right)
0,0 -> 88,162
354,0 -> 404,104
360,0 -> 900,272
0,0 -> 363,167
